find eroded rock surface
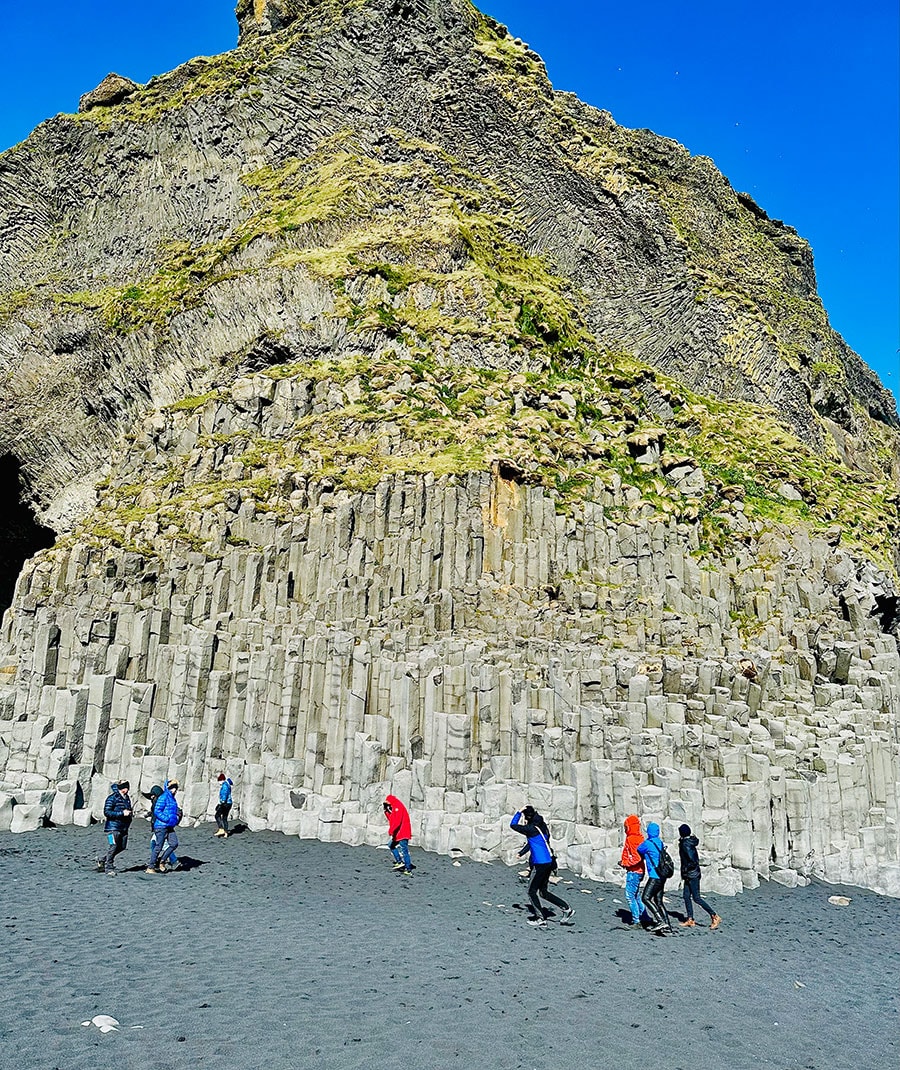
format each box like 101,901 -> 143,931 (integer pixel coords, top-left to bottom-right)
0,0 -> 897,893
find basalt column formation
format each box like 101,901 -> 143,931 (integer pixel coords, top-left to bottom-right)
0,0 -> 898,894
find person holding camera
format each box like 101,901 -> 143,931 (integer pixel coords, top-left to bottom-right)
510,807 -> 573,928
98,781 -> 133,877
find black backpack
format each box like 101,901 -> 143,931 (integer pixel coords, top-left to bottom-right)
656,843 -> 675,880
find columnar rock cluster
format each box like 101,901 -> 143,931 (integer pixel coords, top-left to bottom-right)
0,372 -> 897,896
0,0 -> 898,896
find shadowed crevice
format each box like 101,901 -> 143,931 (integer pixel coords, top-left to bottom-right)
0,455 -> 56,617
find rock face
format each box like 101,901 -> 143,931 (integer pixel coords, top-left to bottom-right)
0,0 -> 897,892
78,73 -> 141,113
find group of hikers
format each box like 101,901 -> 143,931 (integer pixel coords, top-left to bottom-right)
511,807 -> 721,933
99,778 -> 720,934
98,774 -> 234,875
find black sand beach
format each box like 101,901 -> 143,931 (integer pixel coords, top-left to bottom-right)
2,825 -> 897,1070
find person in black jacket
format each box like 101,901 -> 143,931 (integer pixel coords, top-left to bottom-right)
678,824 -> 721,929
98,781 -> 133,876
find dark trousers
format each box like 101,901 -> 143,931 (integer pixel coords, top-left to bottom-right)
103,830 -> 128,872
528,862 -> 569,918
683,876 -> 715,919
215,802 -> 232,832
150,826 -> 177,867
642,877 -> 669,927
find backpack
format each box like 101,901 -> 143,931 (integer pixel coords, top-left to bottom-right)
656,843 -> 675,880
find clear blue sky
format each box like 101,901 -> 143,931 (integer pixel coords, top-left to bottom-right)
1,0 -> 897,401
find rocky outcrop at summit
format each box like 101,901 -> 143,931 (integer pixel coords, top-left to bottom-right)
0,0 -> 897,893
78,73 -> 141,113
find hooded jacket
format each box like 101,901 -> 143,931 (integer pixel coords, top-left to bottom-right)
384,795 -> 411,843
620,815 -> 645,873
218,778 -> 233,806
510,811 -> 553,865
637,822 -> 666,880
103,785 -> 133,832
679,834 -> 702,880
152,781 -> 181,829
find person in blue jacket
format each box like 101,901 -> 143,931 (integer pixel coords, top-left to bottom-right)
637,822 -> 672,934
146,778 -> 181,874
510,807 -> 574,928
214,773 -> 233,837
98,781 -> 132,876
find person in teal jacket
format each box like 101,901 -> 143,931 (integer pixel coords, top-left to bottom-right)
637,822 -> 672,933
215,773 -> 233,837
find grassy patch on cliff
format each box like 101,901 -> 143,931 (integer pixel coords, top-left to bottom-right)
76,349 -> 899,576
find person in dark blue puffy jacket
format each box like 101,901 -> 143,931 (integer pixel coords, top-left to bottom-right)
147,779 -> 181,873
637,822 -> 672,934
510,808 -> 573,928
98,781 -> 132,876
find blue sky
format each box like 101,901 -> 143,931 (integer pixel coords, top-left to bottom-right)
1,0 -> 897,401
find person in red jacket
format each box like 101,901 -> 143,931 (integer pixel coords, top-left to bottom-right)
618,814 -> 648,926
384,795 -> 414,875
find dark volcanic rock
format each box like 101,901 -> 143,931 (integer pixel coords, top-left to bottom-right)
78,72 -> 141,113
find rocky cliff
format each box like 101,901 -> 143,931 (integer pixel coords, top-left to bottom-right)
0,0 -> 898,894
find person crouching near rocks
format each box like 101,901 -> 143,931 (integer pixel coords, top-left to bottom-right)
215,773 -> 233,838
637,822 -> 672,935
618,814 -> 648,926
678,824 -> 721,930
384,794 -> 414,875
98,781 -> 133,877
147,779 -> 181,874
510,807 -> 573,928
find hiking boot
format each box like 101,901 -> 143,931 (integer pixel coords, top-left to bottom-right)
402,868 -> 413,876
221,832 -> 228,839
561,907 -> 575,921
710,914 -> 722,930
214,829 -> 225,837
526,916 -> 548,927
157,862 -> 171,873
392,862 -> 405,871
680,919 -> 696,928
145,867 -> 160,874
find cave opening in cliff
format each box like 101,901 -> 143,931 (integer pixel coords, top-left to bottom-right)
0,455 -> 56,617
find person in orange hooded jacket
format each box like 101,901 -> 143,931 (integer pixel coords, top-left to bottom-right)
384,795 -> 414,875
619,814 -> 648,926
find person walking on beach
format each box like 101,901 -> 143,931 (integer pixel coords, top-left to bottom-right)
147,779 -> 181,874
98,781 -> 133,876
678,824 -> 721,930
618,814 -> 648,926
215,773 -> 233,838
517,805 -> 550,878
510,807 -> 574,928
637,821 -> 673,934
384,794 -> 414,875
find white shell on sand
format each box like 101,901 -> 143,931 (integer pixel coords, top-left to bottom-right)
82,1015 -> 119,1033
828,895 -> 852,906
